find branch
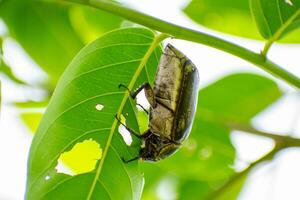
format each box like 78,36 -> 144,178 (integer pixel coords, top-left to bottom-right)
62,0 -> 300,89
204,122 -> 300,199
229,122 -> 300,148
205,147 -> 278,200
261,9 -> 300,57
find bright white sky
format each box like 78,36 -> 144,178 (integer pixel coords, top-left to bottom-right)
0,0 -> 300,199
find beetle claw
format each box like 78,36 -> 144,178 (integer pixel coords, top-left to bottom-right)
122,156 -> 140,163
118,83 -> 129,91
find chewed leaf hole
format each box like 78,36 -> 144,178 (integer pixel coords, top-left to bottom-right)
55,139 -> 102,176
199,146 -> 213,160
45,176 -> 51,181
95,104 -> 104,111
118,114 -> 133,146
285,0 -> 293,6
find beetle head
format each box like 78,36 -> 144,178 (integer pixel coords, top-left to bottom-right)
140,132 -> 180,162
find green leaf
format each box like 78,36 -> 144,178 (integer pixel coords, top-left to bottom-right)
0,0 -> 84,85
183,0 -> 262,40
183,0 -> 300,42
250,0 -> 300,41
178,174 -> 247,200
0,61 -> 26,84
15,99 -> 49,108
1,36 -> 25,84
20,112 -> 44,133
143,73 -> 281,198
69,6 -> 123,44
198,73 -> 283,123
26,28 -> 162,200
156,120 -> 234,181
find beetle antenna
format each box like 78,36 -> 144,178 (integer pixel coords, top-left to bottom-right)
119,83 -> 131,93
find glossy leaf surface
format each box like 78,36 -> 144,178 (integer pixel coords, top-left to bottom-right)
26,28 -> 162,200
250,0 -> 300,40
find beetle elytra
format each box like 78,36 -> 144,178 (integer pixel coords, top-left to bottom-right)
117,44 -> 199,162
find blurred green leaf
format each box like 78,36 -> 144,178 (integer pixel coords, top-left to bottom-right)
15,100 -> 49,108
69,6 -> 123,43
250,0 -> 300,40
26,28 -> 161,199
198,73 -> 283,123
20,112 -> 43,133
157,120 -> 234,181
178,180 -> 212,200
142,73 -> 282,199
178,174 -> 246,200
1,36 -> 25,84
183,0 -> 300,42
0,0 -> 84,85
0,61 -> 26,84
215,174 -> 247,200
183,0 -> 262,39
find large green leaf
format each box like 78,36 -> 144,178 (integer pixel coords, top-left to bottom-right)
250,0 -> 300,40
26,28 -> 162,199
183,0 -> 300,42
0,0 -> 84,85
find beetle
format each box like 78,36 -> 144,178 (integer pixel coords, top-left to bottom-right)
116,43 -> 199,162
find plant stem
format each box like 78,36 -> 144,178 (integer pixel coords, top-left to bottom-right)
86,33 -> 168,200
63,0 -> 300,89
204,122 -> 300,199
229,122 -> 300,148
205,147 -> 279,200
261,9 -> 300,57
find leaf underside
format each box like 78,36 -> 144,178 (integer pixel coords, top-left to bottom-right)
184,0 -> 300,42
26,28 -> 162,200
250,0 -> 300,40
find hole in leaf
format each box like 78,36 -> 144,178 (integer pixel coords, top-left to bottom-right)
95,104 -> 104,111
199,146 -> 213,160
118,114 -> 133,146
45,175 -> 50,181
55,139 -> 102,176
285,0 -> 293,6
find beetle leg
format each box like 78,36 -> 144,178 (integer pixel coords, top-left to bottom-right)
119,83 -> 157,108
118,83 -> 146,99
118,84 -> 135,97
115,114 -> 142,139
121,156 -> 140,163
136,103 -> 149,115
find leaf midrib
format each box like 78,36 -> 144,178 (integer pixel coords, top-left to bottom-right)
86,32 -> 167,200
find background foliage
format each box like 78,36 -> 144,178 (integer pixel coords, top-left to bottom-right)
0,0 -> 299,199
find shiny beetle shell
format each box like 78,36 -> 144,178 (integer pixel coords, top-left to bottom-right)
140,44 -> 199,161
